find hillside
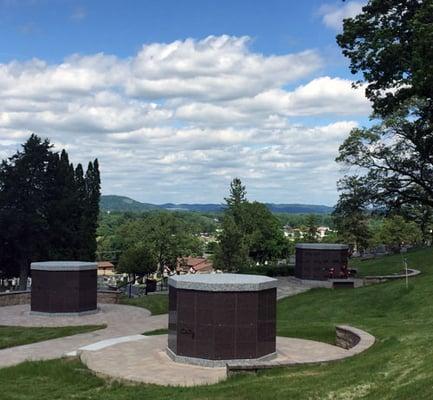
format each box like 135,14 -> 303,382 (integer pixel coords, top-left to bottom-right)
100,195 -> 333,214
2,247 -> 432,399
100,195 -> 158,212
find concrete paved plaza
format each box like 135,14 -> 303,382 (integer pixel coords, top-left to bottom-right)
0,282 -> 374,386
0,303 -> 167,368
79,334 -> 353,386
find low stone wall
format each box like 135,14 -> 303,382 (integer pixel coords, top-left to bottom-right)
335,325 -> 361,349
335,325 -> 375,355
227,325 -> 375,376
97,290 -> 121,304
363,268 -> 421,285
0,289 -> 120,306
0,291 -> 30,306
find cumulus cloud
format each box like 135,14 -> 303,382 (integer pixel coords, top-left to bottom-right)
319,1 -> 364,30
0,35 -> 370,204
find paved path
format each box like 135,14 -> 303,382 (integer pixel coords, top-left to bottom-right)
275,276 -> 311,299
0,279 -> 309,369
0,304 -> 167,368
80,334 -> 352,386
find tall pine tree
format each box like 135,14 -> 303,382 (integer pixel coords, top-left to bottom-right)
0,135 -> 101,287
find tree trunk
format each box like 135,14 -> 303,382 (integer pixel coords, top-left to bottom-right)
18,258 -> 29,290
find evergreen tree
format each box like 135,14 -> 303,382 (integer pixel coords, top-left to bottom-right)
214,178 -> 287,270
0,135 -> 102,286
0,135 -> 52,288
304,214 -> 318,243
80,160 -> 100,260
213,215 -> 249,271
45,149 -> 77,259
224,177 -> 247,224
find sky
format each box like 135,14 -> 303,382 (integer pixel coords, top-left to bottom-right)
0,0 -> 370,205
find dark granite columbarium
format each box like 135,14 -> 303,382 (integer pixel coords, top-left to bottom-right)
167,273 -> 277,367
31,261 -> 97,315
295,243 -> 349,281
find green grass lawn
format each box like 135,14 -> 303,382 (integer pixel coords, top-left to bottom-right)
2,247 -> 433,399
143,328 -> 168,336
350,249 -> 416,276
0,325 -> 105,350
120,293 -> 168,315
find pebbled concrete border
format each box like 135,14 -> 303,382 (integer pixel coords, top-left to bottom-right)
30,308 -> 100,317
166,346 -> 277,367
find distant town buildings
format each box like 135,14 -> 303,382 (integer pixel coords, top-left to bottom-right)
176,256 -> 214,274
97,261 -> 115,276
283,225 -> 333,241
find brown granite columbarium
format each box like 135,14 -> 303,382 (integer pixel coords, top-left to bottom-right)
31,261 -> 97,315
167,273 -> 277,367
295,243 -> 350,281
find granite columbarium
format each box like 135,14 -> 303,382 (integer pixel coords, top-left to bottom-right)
31,261 -> 97,315
295,243 -> 350,281
167,273 -> 277,367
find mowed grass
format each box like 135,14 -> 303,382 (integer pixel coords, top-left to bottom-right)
120,293 -> 168,315
143,328 -> 168,336
0,325 -> 105,350
350,250 -> 415,276
1,247 -> 433,399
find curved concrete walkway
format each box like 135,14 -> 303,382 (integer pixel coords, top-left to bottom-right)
0,304 -> 167,368
80,333 -> 372,386
0,303 -> 375,387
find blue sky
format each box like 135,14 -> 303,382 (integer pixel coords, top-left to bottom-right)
0,0 -> 369,205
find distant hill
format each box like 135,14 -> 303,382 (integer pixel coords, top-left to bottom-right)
265,203 -> 333,214
100,195 -> 333,214
159,203 -> 226,212
100,195 -> 159,212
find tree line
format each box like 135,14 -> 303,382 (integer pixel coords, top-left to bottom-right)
333,0 -> 433,252
0,134 -> 100,288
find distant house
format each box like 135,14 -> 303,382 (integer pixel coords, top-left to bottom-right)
177,257 -> 213,274
97,261 -> 115,276
317,226 -> 331,239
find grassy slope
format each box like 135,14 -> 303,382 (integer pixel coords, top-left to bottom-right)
120,294 -> 168,315
2,247 -> 433,399
350,250 -> 416,276
0,325 -> 105,350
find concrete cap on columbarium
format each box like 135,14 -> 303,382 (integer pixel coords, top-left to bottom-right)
168,273 -> 277,292
295,243 -> 349,250
31,261 -> 97,271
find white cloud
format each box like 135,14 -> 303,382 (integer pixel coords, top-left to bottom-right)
319,1 -> 364,30
0,35 -> 370,204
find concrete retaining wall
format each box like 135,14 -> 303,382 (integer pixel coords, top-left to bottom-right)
0,289 -> 120,307
227,325 -> 375,376
335,325 -> 361,349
